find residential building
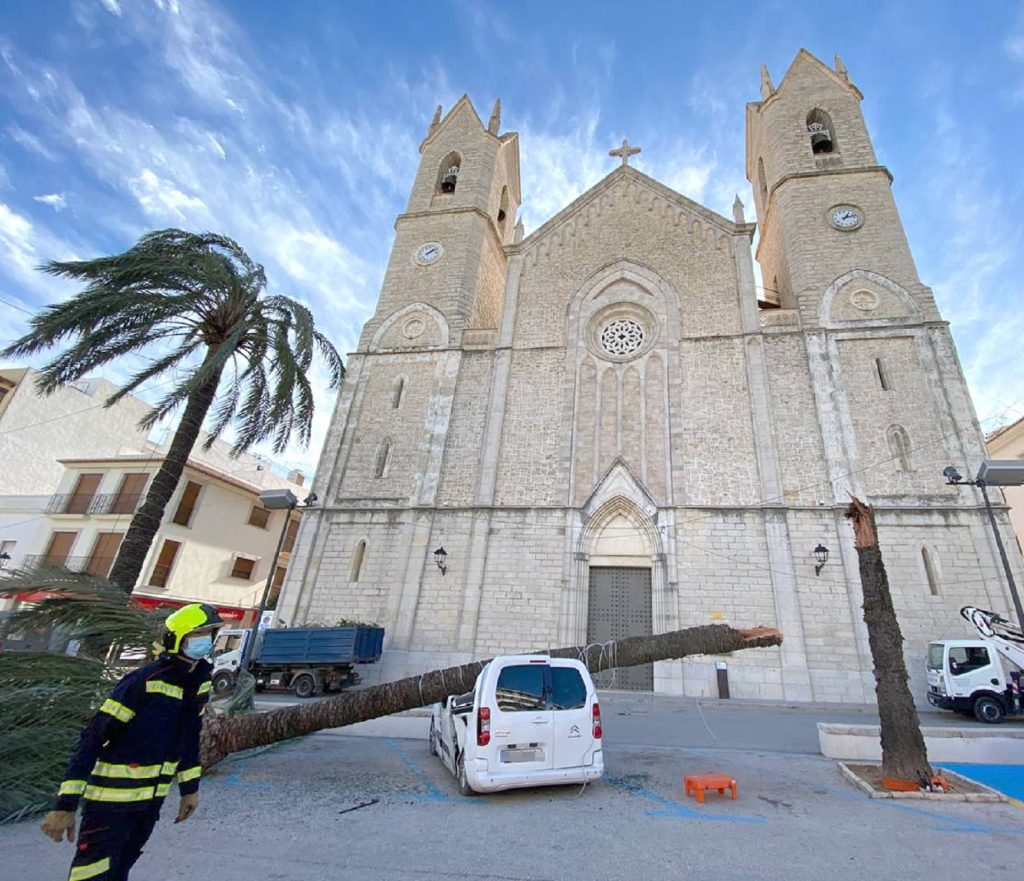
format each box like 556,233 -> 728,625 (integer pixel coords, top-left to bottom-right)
987,416 -> 1024,555
0,367 -> 307,623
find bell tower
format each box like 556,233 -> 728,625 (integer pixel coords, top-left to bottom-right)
359,96 -> 521,349
745,50 -> 938,323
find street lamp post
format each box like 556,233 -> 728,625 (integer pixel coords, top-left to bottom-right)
238,488 -> 317,671
944,461 -> 1024,627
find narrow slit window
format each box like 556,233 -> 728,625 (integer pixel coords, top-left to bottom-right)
350,540 -> 366,582
757,157 -> 768,203
393,376 -> 406,409
922,547 -> 940,596
375,440 -> 392,478
875,357 -> 891,391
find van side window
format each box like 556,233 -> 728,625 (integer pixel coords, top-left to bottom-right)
495,665 -> 546,712
948,646 -> 989,676
549,667 -> 587,710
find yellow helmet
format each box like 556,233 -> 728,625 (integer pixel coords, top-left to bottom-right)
162,603 -> 224,653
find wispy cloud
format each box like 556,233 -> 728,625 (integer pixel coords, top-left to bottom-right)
33,192 -> 67,212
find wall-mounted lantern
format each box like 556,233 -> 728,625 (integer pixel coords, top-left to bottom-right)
434,546 -> 448,576
813,544 -> 829,577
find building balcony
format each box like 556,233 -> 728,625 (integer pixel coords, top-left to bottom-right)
21,554 -> 116,577
46,493 -> 144,516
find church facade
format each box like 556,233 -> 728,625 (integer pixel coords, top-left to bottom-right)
277,50 -> 1023,703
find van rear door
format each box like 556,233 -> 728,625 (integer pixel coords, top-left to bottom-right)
487,661 -> 554,773
549,663 -> 594,769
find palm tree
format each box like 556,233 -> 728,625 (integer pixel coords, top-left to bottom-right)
1,229 -> 343,593
200,623 -> 782,768
846,497 -> 932,784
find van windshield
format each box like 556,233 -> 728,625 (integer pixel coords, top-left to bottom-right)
927,644 -> 944,670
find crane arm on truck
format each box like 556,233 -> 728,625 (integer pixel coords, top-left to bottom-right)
961,606 -> 1024,670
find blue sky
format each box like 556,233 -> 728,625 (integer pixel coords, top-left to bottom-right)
0,0 -> 1021,475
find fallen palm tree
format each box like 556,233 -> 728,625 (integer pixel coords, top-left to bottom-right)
201,624 -> 782,767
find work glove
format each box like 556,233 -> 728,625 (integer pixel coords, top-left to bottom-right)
40,810 -> 77,843
176,792 -> 199,823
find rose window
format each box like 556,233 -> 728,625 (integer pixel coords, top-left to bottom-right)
600,319 -> 645,356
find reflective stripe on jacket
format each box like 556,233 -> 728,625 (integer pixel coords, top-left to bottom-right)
55,655 -> 212,813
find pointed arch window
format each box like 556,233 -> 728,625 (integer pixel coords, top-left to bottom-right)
437,152 -> 461,193
921,546 -> 940,596
374,439 -> 393,478
874,356 -> 891,391
392,376 -> 406,409
757,157 -> 768,203
887,425 -> 912,472
806,108 -> 836,154
350,539 -> 367,582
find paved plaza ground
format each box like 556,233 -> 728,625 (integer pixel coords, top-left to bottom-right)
4,695 -> 1022,881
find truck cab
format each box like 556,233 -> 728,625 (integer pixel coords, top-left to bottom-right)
429,655 -> 604,795
926,639 -> 1017,722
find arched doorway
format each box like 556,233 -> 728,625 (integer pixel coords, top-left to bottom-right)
582,501 -> 658,690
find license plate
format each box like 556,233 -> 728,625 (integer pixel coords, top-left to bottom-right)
500,748 -> 542,764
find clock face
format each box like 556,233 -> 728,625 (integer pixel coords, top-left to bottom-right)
415,242 -> 442,265
830,206 -> 862,229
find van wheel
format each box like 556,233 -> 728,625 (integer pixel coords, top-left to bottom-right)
457,753 -> 476,797
212,671 -> 235,696
974,696 -> 1005,724
293,674 -> 316,699
428,719 -> 438,756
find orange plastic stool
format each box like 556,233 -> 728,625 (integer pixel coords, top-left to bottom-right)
684,773 -> 737,803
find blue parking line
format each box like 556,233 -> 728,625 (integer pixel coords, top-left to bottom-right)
678,746 -> 1024,836
606,774 -> 765,824
386,737 -> 468,804
205,752 -> 276,790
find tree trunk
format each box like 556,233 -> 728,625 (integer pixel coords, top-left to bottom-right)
200,623 -> 781,768
846,497 -> 931,783
108,350 -> 224,594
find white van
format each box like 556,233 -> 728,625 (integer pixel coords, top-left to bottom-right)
428,655 -> 604,795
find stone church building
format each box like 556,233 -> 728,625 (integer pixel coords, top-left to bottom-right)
278,50 -> 1023,702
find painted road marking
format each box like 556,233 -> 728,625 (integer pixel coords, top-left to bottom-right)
606,774 -> 765,824
941,763 -> 1024,806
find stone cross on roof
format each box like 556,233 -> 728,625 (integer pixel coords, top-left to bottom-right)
609,138 -> 641,167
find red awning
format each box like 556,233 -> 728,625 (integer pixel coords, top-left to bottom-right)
130,595 -> 250,623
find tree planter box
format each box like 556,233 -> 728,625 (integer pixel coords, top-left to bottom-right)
819,722 -> 1024,765
838,762 -> 1006,801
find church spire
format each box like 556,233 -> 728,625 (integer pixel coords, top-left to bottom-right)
760,64 -> 775,100
732,194 -> 746,224
834,54 -> 849,82
429,104 -> 442,133
488,98 -> 501,135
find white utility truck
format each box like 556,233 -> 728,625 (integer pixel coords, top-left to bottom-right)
927,606 -> 1024,723
429,655 -> 604,795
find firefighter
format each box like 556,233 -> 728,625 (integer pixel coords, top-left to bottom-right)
40,603 -> 222,880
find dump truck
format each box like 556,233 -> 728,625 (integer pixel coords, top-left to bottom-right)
211,625 -> 384,698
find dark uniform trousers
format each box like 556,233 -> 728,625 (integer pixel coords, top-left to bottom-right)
68,808 -> 161,881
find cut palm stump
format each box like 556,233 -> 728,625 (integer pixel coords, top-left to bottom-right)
685,773 -> 737,803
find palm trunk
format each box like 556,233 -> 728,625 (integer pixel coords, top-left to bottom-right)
846,497 -> 931,782
108,350 -> 224,594
200,623 -> 781,768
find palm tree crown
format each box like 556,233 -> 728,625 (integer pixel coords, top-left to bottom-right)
4,228 -> 342,454
1,228 -> 344,592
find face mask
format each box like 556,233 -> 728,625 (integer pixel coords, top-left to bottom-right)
182,635 -> 213,660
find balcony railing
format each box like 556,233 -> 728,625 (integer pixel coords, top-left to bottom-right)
21,555 -> 116,577
46,493 -> 144,516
